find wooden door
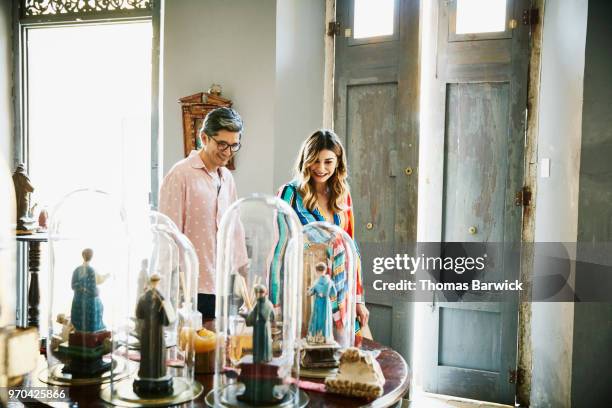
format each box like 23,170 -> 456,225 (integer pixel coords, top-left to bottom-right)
333,0 -> 419,354
422,0 -> 530,403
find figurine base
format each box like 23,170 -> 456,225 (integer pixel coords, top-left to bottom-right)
133,375 -> 174,398
300,339 -> 340,370
61,357 -> 112,377
100,377 -> 203,407
39,358 -> 128,386
237,362 -> 283,405
205,386 -> 309,408
56,330 -> 112,378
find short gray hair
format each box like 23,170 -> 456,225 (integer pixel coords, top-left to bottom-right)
200,107 -> 243,138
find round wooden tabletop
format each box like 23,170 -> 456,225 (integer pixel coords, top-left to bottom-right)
300,338 -> 411,408
26,338 -> 409,407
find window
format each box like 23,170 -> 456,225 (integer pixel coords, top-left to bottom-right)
17,17 -> 156,328
353,0 -> 395,39
456,0 -> 507,34
27,23 -> 152,219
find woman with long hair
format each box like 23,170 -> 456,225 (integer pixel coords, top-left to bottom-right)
277,129 -> 370,336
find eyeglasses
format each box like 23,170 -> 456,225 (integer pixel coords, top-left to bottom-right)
210,135 -> 241,153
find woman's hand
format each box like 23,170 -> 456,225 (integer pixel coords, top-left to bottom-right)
356,303 -> 370,328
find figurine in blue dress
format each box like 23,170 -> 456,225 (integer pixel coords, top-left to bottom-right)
307,262 -> 337,345
70,248 -> 108,333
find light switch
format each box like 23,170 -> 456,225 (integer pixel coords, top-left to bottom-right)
540,158 -> 550,178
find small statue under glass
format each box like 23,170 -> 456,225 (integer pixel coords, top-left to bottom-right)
238,284 -> 284,405
133,273 -> 175,397
246,284 -> 275,363
59,248 -> 112,377
301,261 -> 340,371
307,262 -> 337,345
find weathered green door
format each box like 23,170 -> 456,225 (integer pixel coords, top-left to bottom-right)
333,0 -> 419,354
422,0 -> 530,403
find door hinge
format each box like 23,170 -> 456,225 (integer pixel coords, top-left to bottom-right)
327,21 -> 341,37
515,186 -> 532,207
509,367 -> 524,384
522,8 -> 539,26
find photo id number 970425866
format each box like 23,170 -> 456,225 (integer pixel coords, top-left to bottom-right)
6,387 -> 69,403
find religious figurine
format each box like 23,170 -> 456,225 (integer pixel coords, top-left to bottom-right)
237,284 -> 283,405
307,262 -> 337,345
245,284 -> 274,363
60,248 -> 112,376
12,163 -> 36,233
71,248 -> 107,332
133,273 -> 175,397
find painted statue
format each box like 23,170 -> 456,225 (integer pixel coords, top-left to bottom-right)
307,262 -> 337,345
245,284 -> 275,363
135,273 -> 172,380
12,163 -> 35,232
70,248 -> 108,333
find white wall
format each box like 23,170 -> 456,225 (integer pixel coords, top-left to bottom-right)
162,0 -> 326,198
0,0 -> 12,166
162,0 -> 277,196
530,1 -> 588,406
273,0 -> 325,190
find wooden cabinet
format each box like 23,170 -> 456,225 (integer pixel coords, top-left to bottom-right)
179,89 -> 235,169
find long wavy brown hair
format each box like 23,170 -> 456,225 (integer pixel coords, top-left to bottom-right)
294,129 -> 349,213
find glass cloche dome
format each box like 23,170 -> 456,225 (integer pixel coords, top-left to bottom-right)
300,221 -> 357,378
207,195 -> 307,407
101,210 -> 203,406
43,189 -> 130,386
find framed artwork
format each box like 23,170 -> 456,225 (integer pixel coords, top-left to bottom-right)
179,87 -> 235,170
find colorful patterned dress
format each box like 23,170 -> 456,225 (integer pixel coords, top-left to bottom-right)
276,180 -> 364,335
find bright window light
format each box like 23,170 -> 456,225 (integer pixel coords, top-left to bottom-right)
353,0 -> 394,39
27,22 -> 152,220
26,22 -> 152,332
456,0 -> 506,34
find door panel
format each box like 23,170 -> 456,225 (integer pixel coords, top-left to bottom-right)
347,82 -> 398,245
423,0 -> 530,404
443,82 -> 510,243
438,307 -> 501,372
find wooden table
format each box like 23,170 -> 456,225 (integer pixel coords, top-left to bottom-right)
16,232 -> 48,329
23,339 -> 409,407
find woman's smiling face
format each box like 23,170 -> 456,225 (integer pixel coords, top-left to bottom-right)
308,149 -> 338,185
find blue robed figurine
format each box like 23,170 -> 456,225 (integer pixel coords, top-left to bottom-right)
307,262 -> 337,345
70,248 -> 108,333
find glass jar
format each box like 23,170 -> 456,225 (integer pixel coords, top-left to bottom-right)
101,210 -> 203,406
44,188 -> 130,386
300,221 -> 357,378
209,195 -> 307,407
